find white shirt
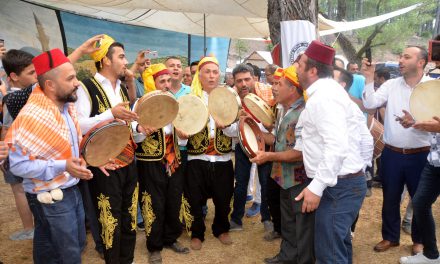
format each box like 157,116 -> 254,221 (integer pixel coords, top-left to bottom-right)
75,73 -> 120,134
294,78 -> 371,197
188,91 -> 238,162
362,76 -> 431,148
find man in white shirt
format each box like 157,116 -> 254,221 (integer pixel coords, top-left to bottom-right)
185,57 -> 237,250
294,40 -> 370,264
75,34 -> 139,264
362,46 -> 431,254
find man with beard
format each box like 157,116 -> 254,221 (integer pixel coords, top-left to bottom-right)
186,57 -> 237,250
7,48 -> 93,264
294,40 -> 370,263
362,46 -> 432,255
229,64 -> 272,234
134,64 -> 190,264
76,34 -> 139,264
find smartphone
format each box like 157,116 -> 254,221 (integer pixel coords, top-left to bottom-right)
429,40 -> 440,62
365,47 -> 372,64
0,39 -> 4,47
144,50 -> 158,59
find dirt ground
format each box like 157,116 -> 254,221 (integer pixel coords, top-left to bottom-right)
0,179 -> 439,264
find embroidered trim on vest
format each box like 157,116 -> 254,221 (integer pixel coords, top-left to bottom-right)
136,129 -> 166,161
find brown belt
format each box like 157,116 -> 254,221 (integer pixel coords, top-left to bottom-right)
338,170 -> 364,179
385,144 -> 430,155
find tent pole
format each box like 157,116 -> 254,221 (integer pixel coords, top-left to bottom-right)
188,34 -> 191,65
204,13 -> 207,56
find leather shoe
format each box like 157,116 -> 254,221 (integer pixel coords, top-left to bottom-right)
412,243 -> 424,255
264,254 -> 283,264
374,240 -> 399,252
165,241 -> 190,254
218,232 -> 232,245
190,238 -> 202,250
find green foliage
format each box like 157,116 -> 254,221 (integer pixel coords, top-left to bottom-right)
235,39 -> 249,61
76,67 -> 93,81
320,0 -> 437,58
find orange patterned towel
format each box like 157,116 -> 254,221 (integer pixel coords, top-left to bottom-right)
255,82 -> 275,107
164,135 -> 179,176
5,85 -> 82,192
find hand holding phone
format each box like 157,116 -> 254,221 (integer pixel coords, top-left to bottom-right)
365,47 -> 372,65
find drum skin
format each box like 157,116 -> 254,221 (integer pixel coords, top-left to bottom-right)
80,119 -> 131,167
243,93 -> 274,128
135,90 -> 179,129
173,94 -> 209,135
238,117 -> 265,158
208,86 -> 242,126
410,79 -> 440,122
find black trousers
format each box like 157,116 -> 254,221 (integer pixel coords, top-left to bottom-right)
78,180 -> 103,253
267,172 -> 281,234
137,160 -> 184,252
185,159 -> 234,241
279,181 -> 315,264
88,163 -> 138,264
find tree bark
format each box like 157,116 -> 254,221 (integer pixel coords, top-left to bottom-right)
267,0 -> 318,45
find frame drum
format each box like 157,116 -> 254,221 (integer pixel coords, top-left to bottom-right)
208,86 -> 242,126
173,94 -> 209,135
238,117 -> 265,158
243,93 -> 274,128
80,119 -> 131,167
410,79 -> 440,122
135,90 -> 179,129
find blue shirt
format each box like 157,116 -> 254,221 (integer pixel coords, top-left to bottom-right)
348,74 -> 366,100
171,84 -> 191,99
9,104 -> 80,193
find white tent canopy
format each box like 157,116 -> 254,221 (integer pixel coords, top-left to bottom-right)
27,0 -> 422,39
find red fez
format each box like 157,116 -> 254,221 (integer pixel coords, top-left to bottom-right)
32,48 -> 70,76
304,40 -> 335,66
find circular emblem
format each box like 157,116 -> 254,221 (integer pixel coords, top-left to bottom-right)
289,42 -> 309,65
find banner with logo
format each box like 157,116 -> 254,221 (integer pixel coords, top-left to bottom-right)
280,20 -> 316,67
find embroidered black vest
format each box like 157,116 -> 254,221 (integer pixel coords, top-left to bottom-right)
187,126 -> 232,155
81,77 -> 129,116
135,129 -> 166,161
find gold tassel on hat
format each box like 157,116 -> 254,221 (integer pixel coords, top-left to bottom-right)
190,56 -> 219,97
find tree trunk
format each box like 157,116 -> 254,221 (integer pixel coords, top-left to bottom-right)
267,0 -> 318,45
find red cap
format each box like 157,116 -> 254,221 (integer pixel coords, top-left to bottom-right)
304,40 -> 335,66
153,69 -> 170,79
32,48 -> 70,76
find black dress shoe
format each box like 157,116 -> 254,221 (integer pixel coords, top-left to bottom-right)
264,254 -> 283,264
165,241 -> 190,254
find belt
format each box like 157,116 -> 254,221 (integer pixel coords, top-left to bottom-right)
338,170 -> 363,179
385,144 -> 430,155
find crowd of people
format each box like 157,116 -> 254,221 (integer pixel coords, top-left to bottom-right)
0,32 -> 439,264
